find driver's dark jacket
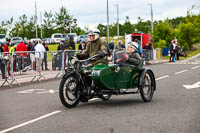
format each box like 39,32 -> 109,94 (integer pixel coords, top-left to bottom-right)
80,38 -> 108,66
120,51 -> 142,67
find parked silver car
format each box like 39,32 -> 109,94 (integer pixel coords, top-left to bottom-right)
11,37 -> 23,45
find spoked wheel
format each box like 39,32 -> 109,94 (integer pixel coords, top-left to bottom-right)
140,70 -> 155,102
52,57 -> 57,70
59,74 -> 80,108
99,94 -> 112,101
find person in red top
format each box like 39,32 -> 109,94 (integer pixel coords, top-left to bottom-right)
16,41 -> 27,57
4,40 -> 9,55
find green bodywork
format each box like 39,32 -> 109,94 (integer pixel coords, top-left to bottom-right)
89,63 -> 143,90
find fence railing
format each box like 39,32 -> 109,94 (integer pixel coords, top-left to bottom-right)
0,50 -> 78,87
0,49 -> 160,87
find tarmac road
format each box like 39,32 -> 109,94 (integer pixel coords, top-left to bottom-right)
0,56 -> 200,133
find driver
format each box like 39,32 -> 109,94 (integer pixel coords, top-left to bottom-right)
76,28 -> 108,66
116,42 -> 142,67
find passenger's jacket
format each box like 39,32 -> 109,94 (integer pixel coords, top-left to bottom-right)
120,51 -> 142,67
81,38 -> 108,65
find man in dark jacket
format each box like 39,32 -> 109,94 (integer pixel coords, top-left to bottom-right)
116,42 -> 142,67
76,29 -> 108,66
0,43 -> 6,79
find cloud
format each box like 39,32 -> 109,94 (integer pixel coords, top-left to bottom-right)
0,0 -> 198,29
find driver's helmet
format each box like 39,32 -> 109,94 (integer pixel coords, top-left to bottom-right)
88,28 -> 100,41
127,41 -> 138,50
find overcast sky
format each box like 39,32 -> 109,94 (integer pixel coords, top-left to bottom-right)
0,0 -> 199,29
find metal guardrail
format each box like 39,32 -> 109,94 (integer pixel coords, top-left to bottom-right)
0,50 -> 78,87
0,49 -> 160,87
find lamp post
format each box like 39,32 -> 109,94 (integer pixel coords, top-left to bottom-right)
40,12 -> 43,38
106,0 -> 110,43
35,1 -> 38,38
114,4 -> 119,38
148,3 -> 154,34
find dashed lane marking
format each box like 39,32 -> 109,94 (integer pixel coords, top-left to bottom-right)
156,75 -> 169,81
174,70 -> 188,75
191,66 -> 200,70
17,89 -> 58,94
0,111 -> 61,133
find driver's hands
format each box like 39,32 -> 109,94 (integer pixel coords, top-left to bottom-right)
76,53 -> 82,60
98,50 -> 107,57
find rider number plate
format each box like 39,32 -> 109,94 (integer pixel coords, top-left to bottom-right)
91,70 -> 101,76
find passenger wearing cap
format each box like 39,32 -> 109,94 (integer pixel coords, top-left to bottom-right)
76,28 -> 108,66
116,42 -> 142,67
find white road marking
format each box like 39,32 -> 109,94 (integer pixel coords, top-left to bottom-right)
17,89 -> 58,94
0,111 -> 61,133
192,66 -> 200,70
156,75 -> 169,81
174,70 -> 188,75
183,81 -> 200,89
17,89 -> 45,94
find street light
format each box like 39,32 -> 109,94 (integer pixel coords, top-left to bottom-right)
106,0 -> 110,43
35,1 -> 38,38
147,3 -> 154,34
114,4 -> 119,38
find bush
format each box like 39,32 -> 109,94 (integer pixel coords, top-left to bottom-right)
155,39 -> 167,48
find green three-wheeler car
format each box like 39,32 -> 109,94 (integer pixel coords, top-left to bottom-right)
59,54 -> 156,108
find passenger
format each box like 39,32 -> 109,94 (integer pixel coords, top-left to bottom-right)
76,28 -> 108,66
116,42 -> 142,67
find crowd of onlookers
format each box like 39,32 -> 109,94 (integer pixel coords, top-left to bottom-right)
169,38 -> 186,62
0,39 -> 50,79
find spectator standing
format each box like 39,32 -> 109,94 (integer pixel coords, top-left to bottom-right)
134,39 -> 143,57
9,44 -> 17,54
57,41 -> 65,70
16,41 -> 28,71
30,41 -> 36,70
34,40 -> 45,72
16,41 -> 27,57
143,41 -> 154,61
78,41 -> 86,51
27,40 -> 32,66
175,43 -> 181,60
169,40 -> 176,62
68,36 -> 75,50
114,40 -> 125,50
0,43 -> 6,79
4,40 -> 9,56
42,42 -> 49,70
108,41 -> 114,55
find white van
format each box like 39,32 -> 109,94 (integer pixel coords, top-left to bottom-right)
51,33 -> 65,44
0,34 -> 6,44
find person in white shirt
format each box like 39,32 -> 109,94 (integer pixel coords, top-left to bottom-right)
34,40 -> 45,72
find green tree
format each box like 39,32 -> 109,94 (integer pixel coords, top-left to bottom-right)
176,22 -> 198,49
121,16 -> 134,35
134,17 -> 151,34
12,14 -> 28,38
43,11 -> 55,37
55,6 -> 73,34
97,24 -> 107,37
153,20 -> 175,48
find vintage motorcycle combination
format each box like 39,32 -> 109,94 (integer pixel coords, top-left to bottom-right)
59,54 -> 156,108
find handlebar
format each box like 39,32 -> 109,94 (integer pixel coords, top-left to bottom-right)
70,54 -> 100,63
